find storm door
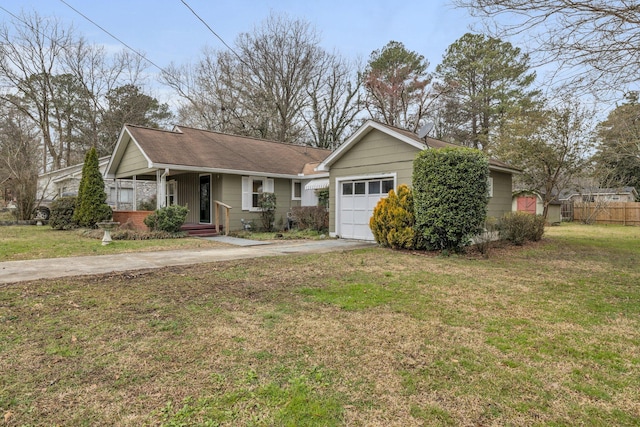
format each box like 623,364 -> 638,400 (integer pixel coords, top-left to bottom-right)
199,174 -> 211,223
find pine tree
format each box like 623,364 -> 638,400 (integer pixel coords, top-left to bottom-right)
73,146 -> 111,227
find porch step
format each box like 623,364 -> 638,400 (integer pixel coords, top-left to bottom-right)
180,223 -> 223,237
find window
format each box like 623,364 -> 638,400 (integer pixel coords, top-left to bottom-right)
354,182 -> 366,194
368,181 -> 380,194
382,179 -> 394,194
342,182 -> 353,195
110,187 -> 133,204
166,180 -> 177,206
487,177 -> 494,198
292,180 -> 302,200
242,176 -> 274,211
582,195 -> 595,203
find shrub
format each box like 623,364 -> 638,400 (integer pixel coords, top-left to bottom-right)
49,197 -> 79,230
316,188 -> 329,208
144,204 -> 189,233
413,147 -> 489,251
369,184 -> 415,249
497,212 -> 546,245
73,147 -> 112,228
258,192 -> 276,231
290,206 -> 329,232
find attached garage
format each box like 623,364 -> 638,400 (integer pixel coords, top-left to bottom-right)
318,121 -> 519,241
338,177 -> 395,240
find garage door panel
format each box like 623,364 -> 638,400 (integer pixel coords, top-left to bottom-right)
339,177 -> 393,241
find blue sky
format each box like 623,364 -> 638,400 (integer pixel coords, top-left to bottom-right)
2,0 -> 477,74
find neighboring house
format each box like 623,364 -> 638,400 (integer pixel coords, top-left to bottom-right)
316,121 -> 519,240
559,187 -> 638,203
37,156 -> 155,218
512,190 -> 562,224
104,125 -> 331,231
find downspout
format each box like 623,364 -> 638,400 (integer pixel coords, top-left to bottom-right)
157,168 -> 169,209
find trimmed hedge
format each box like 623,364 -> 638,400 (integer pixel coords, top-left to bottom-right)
369,184 -> 415,249
413,147 -> 489,251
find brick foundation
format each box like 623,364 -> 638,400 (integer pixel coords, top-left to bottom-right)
112,210 -> 153,231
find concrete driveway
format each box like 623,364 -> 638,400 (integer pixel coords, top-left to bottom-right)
0,238 -> 375,284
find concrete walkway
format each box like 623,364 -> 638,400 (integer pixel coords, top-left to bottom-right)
0,239 -> 374,284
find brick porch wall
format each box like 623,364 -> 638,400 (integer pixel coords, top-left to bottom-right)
112,210 -> 153,231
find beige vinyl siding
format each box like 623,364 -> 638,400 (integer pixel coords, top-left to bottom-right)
487,171 -> 513,219
115,140 -> 149,178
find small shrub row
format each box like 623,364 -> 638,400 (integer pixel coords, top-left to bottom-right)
79,228 -> 187,240
290,206 -> 329,232
497,212 -> 545,245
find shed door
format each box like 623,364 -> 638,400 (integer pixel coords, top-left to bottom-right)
517,196 -> 537,214
339,178 -> 394,240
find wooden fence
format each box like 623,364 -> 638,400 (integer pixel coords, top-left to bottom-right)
572,202 -> 640,225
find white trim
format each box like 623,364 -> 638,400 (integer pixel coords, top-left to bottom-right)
488,177 -> 494,198
334,172 -> 397,239
151,163 -> 302,180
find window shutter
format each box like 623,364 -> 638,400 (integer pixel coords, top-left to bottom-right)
265,178 -> 274,193
242,176 -> 250,210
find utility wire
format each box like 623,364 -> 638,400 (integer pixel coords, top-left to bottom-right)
179,0 -> 245,64
58,0 -> 167,74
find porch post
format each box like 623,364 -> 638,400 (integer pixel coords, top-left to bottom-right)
132,175 -> 137,211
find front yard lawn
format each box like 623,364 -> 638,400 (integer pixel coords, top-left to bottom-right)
1,223 -> 639,425
0,226 -> 225,261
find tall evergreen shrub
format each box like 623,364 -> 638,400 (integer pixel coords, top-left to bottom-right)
73,147 -> 112,228
413,147 -> 489,251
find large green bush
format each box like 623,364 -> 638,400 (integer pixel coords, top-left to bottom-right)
73,147 -> 112,228
144,204 -> 189,233
49,197 -> 78,230
413,147 -> 489,251
498,212 -> 545,245
369,184 -> 415,249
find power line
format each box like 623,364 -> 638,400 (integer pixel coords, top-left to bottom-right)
58,0 -> 167,74
179,0 -> 245,63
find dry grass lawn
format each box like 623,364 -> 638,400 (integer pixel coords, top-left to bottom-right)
1,223 -> 639,425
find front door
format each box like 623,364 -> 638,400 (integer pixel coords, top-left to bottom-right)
199,175 -> 211,223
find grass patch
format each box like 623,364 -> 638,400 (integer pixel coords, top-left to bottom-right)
230,228 -> 329,241
0,225 -> 225,261
1,223 -> 639,425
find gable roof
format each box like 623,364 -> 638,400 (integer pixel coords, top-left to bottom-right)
317,120 -> 518,173
106,124 -> 331,178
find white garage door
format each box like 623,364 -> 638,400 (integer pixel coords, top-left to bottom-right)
339,178 -> 394,240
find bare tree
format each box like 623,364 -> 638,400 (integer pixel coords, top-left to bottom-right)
305,53 -> 362,149
0,101 -> 40,219
0,11 -> 152,171
496,97 -> 595,219
162,13 -> 361,146
454,0 -> 640,96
